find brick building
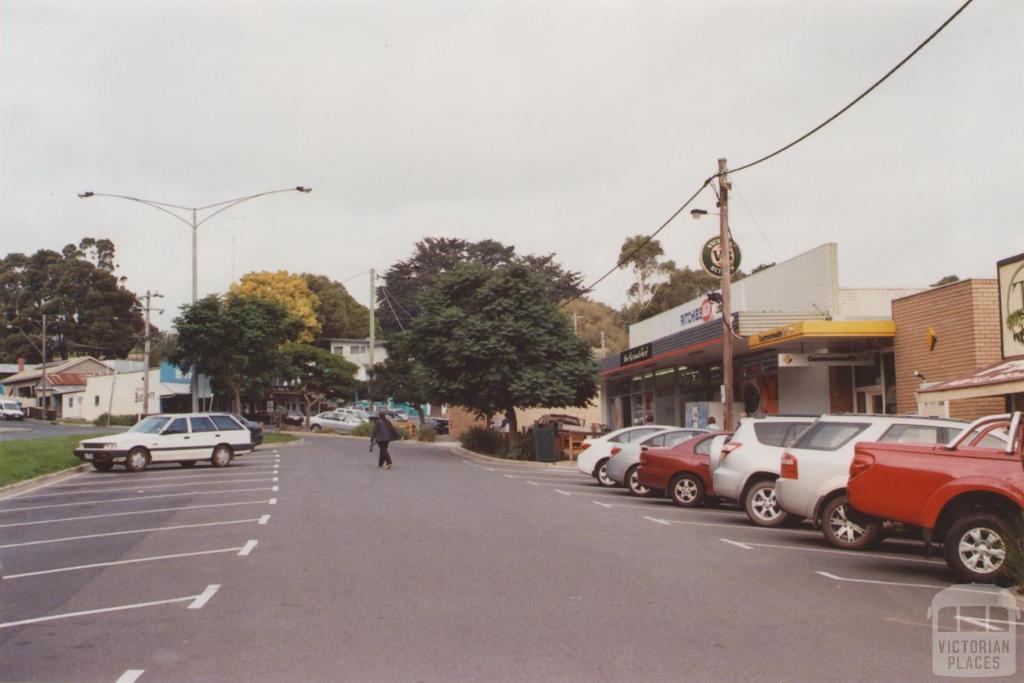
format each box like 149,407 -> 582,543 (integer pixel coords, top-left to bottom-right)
891,279 -> 1004,420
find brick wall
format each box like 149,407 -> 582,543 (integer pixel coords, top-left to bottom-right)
892,279 -> 1004,420
829,366 -> 854,413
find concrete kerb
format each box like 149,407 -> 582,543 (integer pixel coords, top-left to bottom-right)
0,463 -> 91,501
450,445 -> 577,470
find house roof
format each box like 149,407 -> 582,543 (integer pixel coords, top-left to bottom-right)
44,373 -> 89,387
918,356 -> 1024,403
0,357 -> 107,385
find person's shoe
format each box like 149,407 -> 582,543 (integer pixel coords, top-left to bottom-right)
384,463 -> 392,470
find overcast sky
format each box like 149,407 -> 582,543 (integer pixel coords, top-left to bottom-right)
2,0 -> 1021,330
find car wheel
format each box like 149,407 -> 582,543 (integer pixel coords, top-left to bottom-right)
179,461 -> 197,468
92,460 -> 114,472
744,480 -> 792,527
821,495 -> 881,550
594,459 -> 615,487
669,474 -> 705,508
944,513 -> 1017,585
625,466 -> 650,496
311,424 -> 321,432
124,448 -> 149,472
210,444 -> 234,468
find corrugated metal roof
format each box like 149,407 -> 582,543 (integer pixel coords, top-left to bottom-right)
920,357 -> 1024,394
44,373 -> 89,387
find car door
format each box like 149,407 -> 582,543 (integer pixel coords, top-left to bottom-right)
211,414 -> 252,451
156,417 -> 192,462
189,416 -> 220,459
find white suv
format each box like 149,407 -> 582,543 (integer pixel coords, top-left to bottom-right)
74,413 -> 254,472
775,414 -> 968,549
1,399 -> 25,421
710,416 -> 817,527
576,425 -> 672,486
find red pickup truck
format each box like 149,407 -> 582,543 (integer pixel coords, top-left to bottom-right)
847,412 -> 1023,584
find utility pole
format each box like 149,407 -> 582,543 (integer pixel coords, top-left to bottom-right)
600,330 -> 606,354
368,268 -> 376,377
141,291 -> 164,417
718,158 -> 734,432
40,313 -> 47,420
572,311 -> 587,335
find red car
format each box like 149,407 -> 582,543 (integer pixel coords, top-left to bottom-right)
638,432 -> 731,507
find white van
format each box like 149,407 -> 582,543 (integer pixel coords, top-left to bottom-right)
1,399 -> 25,421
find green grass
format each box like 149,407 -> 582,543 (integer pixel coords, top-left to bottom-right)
0,433 -> 114,488
263,432 -> 299,445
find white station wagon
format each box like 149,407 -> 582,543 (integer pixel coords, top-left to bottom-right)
74,413 -> 254,472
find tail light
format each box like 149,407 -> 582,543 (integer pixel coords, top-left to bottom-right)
578,443 -> 591,452
610,447 -> 622,456
780,452 -> 798,479
849,453 -> 875,478
719,442 -> 742,462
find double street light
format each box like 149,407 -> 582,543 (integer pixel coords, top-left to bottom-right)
79,186 -> 313,411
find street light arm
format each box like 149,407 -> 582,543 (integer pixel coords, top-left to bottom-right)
193,186 -> 311,212
79,193 -> 196,228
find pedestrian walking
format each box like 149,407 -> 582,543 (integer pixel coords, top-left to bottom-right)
370,409 -> 400,469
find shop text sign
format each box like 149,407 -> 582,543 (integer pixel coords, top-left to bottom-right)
998,252 -> 1024,358
778,352 -> 874,367
621,343 -> 653,366
679,297 -> 718,330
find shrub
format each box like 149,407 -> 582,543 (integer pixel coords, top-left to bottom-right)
461,426 -> 505,456
350,422 -> 374,437
510,433 -> 536,461
416,425 -> 438,443
93,413 -> 138,427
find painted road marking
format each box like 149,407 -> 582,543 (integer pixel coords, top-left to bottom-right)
500,472 -> 581,479
635,515 -> 822,535
526,481 -> 540,486
12,477 -> 276,499
238,540 -> 258,556
45,467 -> 278,489
188,584 -> 220,609
553,489 -> 572,496
0,487 -> 277,514
5,546 -> 250,579
720,538 -> 754,550
273,477 -> 279,482
0,518 -> 263,549
269,498 -> 278,505
592,501 -> 613,508
817,571 -> 951,589
258,514 -> 271,525
461,460 -> 496,472
643,516 -> 672,526
0,590 -> 212,629
736,541 -> 945,565
115,670 -> 145,683
272,485 -> 279,492
0,500 -> 274,529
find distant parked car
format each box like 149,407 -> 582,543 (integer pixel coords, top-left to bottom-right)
1,399 -> 25,421
425,417 -> 450,435
639,432 -> 732,507
309,410 -> 366,432
605,428 -> 709,495
230,413 -> 264,448
280,411 -> 305,427
576,425 -> 673,487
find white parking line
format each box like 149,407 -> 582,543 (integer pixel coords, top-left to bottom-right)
500,472 -> 582,479
0,589 -> 212,629
553,489 -> 572,496
461,460 -> 495,472
526,481 -> 540,486
272,477 -> 279,482
12,477 -> 276,499
115,670 -> 145,683
0,499 -> 275,529
0,487 -> 276,514
817,570 -> 950,589
272,485 -> 279,492
0,518 -> 263,549
258,514 -> 271,525
48,468 -> 278,488
188,584 -> 220,609
5,546 -> 249,579
737,541 -> 944,565
640,515 -> 822,535
269,498 -> 277,505
238,540 -> 258,556
720,538 -> 754,550
643,516 -> 672,526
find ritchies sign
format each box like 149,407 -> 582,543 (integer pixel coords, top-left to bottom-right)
620,343 -> 653,366
679,297 -> 717,329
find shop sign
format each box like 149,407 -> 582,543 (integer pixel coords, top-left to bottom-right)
997,252 -> 1024,358
778,352 -> 874,368
700,237 -> 742,277
620,343 -> 653,366
679,297 -> 718,330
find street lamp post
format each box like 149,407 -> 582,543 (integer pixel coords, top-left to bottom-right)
79,186 -> 313,411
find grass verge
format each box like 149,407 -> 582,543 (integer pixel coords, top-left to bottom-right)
263,432 -> 299,445
0,433 -> 114,488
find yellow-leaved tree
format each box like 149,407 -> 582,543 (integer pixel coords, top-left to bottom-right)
230,270 -> 321,342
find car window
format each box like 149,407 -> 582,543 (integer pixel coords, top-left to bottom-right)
663,432 -> 692,448
163,417 -> 189,435
694,435 -> 715,456
190,416 -> 217,433
624,428 -> 659,443
792,422 -> 871,451
131,416 -> 171,434
644,434 -> 667,446
211,415 -> 242,431
754,422 -> 800,447
879,424 -> 947,444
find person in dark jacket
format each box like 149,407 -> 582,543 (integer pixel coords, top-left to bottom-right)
370,410 -> 400,469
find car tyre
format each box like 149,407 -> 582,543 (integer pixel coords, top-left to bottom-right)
210,444 -> 233,468
594,459 -> 615,487
669,474 -> 705,508
311,424 -> 321,432
124,448 -> 149,472
92,460 -> 114,472
944,513 -> 1018,585
744,480 -> 792,527
179,461 -> 197,468
625,465 -> 650,496
821,495 -> 881,550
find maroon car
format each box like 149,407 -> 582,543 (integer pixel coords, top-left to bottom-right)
638,432 -> 731,507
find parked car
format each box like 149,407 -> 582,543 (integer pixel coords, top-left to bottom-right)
1,399 -> 25,421
576,425 -> 674,486
309,410 -> 366,432
776,414 -> 970,549
639,432 -> 732,507
280,411 -> 305,427
606,428 -> 709,495
710,416 -> 817,527
73,413 -> 254,472
847,412 -> 1022,583
231,413 -> 264,448
425,417 -> 450,435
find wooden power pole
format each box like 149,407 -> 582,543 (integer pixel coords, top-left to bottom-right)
141,290 -> 163,416
718,158 -> 734,432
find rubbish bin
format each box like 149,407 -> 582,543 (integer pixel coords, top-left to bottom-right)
533,424 -> 556,463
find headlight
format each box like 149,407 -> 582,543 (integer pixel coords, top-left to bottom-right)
103,443 -> 118,449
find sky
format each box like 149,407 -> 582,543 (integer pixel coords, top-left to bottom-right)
2,0 -> 1022,330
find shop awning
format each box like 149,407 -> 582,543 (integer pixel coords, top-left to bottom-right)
917,356 -> 1024,403
747,320 -> 895,350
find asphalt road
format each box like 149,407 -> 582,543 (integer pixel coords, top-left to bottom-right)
0,437 -> 1021,682
0,419 -> 127,441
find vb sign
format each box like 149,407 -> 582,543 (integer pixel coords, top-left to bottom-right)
700,237 -> 741,278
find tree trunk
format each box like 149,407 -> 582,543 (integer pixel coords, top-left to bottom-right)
232,387 -> 242,416
505,407 -> 518,437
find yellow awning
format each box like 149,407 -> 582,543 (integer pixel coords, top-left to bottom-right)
747,320 -> 896,349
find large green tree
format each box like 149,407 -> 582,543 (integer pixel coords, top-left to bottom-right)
302,273 -> 378,347
411,262 -> 597,434
366,332 -> 430,425
279,342 -> 360,425
0,240 -> 143,362
617,235 -> 674,310
170,294 -> 303,413
378,237 -> 584,334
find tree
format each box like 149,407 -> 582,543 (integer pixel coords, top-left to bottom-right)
279,342 -> 359,425
751,262 -> 775,275
0,240 -> 143,362
411,262 -> 597,435
617,235 -> 674,309
230,271 -> 321,342
302,273 -> 377,347
560,298 -> 628,355
931,274 -> 960,287
366,332 -> 431,425
170,295 -> 303,414
378,237 -> 584,334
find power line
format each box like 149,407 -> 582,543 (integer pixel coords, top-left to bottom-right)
732,181 -> 779,263
729,0 -> 975,176
379,288 -> 407,331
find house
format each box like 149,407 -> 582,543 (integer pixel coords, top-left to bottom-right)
1,356 -> 113,418
328,338 -> 388,381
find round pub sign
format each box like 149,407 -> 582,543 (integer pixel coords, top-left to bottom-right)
700,236 -> 741,277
